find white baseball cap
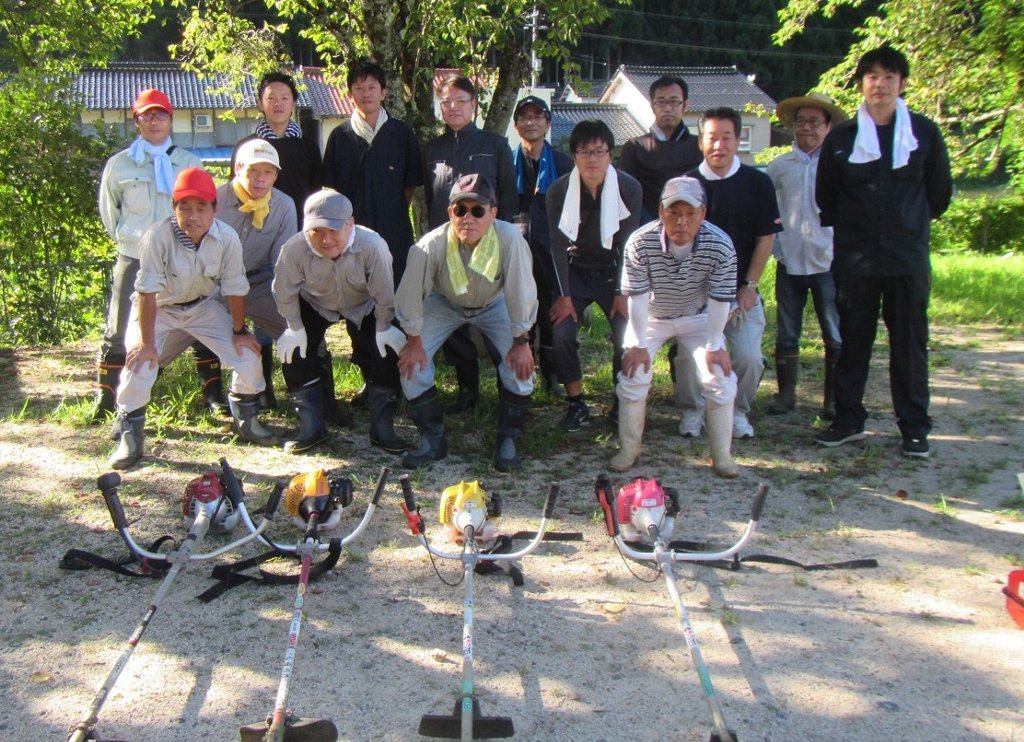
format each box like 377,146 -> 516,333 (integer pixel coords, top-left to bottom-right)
236,139 -> 281,169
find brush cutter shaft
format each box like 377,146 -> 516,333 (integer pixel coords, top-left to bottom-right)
66,506 -> 214,742
460,538 -> 477,741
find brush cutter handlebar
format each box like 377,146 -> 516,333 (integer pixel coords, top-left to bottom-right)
399,474 -> 425,536
98,472 -> 127,531
750,482 -> 768,522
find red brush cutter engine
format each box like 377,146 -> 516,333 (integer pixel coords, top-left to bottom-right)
616,478 -> 675,543
182,472 -> 239,534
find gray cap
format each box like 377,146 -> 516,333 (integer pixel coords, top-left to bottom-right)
304,189 -> 353,231
448,173 -> 496,206
660,176 -> 706,209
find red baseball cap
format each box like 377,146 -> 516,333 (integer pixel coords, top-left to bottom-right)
133,89 -> 173,116
173,168 -> 217,204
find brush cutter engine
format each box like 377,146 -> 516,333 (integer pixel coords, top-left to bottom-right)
283,469 -> 349,530
439,480 -> 497,543
616,478 -> 675,543
182,472 -> 239,534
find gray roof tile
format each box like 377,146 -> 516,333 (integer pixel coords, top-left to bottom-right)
550,103 -> 646,148
604,65 -> 777,112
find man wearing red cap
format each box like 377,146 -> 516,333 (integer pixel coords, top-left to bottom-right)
94,89 -> 203,423
108,167 -> 276,470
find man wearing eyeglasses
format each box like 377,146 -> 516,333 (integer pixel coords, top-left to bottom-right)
546,120 -> 642,432
93,89 -> 203,424
396,174 -> 537,471
272,190 -> 407,455
618,75 -> 702,224
764,93 -> 847,422
510,95 -> 573,396
422,75 -> 518,415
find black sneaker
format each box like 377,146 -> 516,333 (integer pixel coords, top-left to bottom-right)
816,425 -> 866,447
902,436 -> 930,459
562,399 -> 590,432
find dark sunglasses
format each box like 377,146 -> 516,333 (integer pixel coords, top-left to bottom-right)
453,203 -> 489,218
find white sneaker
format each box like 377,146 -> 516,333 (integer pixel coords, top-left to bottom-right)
678,411 -> 703,438
732,412 -> 754,439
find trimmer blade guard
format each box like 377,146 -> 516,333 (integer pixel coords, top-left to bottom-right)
419,700 -> 514,739
238,716 -> 339,742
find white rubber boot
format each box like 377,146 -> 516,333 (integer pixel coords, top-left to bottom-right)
609,396 -> 646,472
706,400 -> 739,478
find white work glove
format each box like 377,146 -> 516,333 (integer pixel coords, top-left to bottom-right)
376,326 -> 407,358
277,327 -> 308,364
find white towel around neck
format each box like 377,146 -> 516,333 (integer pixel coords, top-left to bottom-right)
557,164 -> 631,250
350,107 -> 388,145
849,98 -> 918,169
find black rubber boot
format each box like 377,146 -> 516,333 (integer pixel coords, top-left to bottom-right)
823,348 -> 839,421
446,360 -> 480,414
319,349 -> 352,426
350,382 -> 368,409
403,386 -> 448,468
91,352 -> 123,424
367,385 -> 411,453
228,392 -> 280,446
194,342 -> 229,415
767,350 -> 799,415
494,388 -> 530,472
284,381 -> 328,453
258,342 -> 278,410
108,408 -> 145,470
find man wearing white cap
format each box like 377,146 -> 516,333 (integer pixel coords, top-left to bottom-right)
815,45 -> 951,458
764,93 -> 847,420
272,189 -> 406,454
93,88 -> 202,422
611,176 -> 740,478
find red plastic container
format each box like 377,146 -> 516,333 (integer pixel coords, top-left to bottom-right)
1005,570 -> 1024,629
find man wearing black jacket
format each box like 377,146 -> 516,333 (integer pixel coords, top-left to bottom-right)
815,45 -> 952,458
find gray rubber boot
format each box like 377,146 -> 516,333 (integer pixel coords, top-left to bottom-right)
403,386 -> 448,468
367,385 -> 411,453
609,395 -> 646,472
109,409 -> 145,470
767,350 -> 798,415
283,381 -> 327,453
229,392 -> 280,446
707,400 -> 739,479
494,388 -> 530,472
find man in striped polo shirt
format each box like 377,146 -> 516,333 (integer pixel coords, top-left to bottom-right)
611,176 -> 740,478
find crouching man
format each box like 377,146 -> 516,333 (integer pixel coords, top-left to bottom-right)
109,167 -> 275,469
396,174 -> 537,471
272,189 -> 408,454
611,177 -> 740,478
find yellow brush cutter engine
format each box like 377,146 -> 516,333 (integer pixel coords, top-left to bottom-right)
283,469 -> 351,531
439,480 -> 500,543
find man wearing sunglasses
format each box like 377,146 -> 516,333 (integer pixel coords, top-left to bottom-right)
93,89 -> 203,425
396,174 -> 537,472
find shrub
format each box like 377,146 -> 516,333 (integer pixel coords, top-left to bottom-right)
932,191 -> 1024,255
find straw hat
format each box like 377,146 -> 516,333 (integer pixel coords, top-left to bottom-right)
776,92 -> 848,129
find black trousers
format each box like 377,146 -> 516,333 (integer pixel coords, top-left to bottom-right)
282,296 -> 400,391
833,272 -> 931,438
550,264 -> 626,387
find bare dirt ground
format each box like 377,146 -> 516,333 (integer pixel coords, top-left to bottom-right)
1,329 -> 1022,742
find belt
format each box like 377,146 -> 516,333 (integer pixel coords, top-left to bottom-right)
171,296 -> 205,309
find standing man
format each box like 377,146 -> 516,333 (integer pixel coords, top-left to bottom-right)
93,89 -> 202,422
108,168 -> 275,470
612,177 -> 739,478
618,75 -> 702,223
687,107 -> 782,439
510,95 -> 573,394
323,60 -> 423,284
272,190 -> 408,454
396,175 -> 537,471
765,93 -> 847,420
546,120 -> 642,431
816,45 -> 952,458
423,75 -> 517,413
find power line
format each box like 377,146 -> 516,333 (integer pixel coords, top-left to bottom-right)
606,6 -> 859,37
580,32 -> 845,61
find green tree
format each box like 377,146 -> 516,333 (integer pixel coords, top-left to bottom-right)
0,0 -> 156,345
775,0 -> 1024,185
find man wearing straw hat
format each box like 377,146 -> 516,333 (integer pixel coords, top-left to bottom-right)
764,92 -> 847,421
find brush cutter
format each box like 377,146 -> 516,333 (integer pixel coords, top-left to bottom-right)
239,465 -> 391,742
594,474 -> 769,742
66,461 -> 283,742
399,475 -> 559,740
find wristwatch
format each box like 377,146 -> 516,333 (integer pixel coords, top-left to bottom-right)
742,280 -> 759,291
514,335 -> 530,346
232,325 -> 250,336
